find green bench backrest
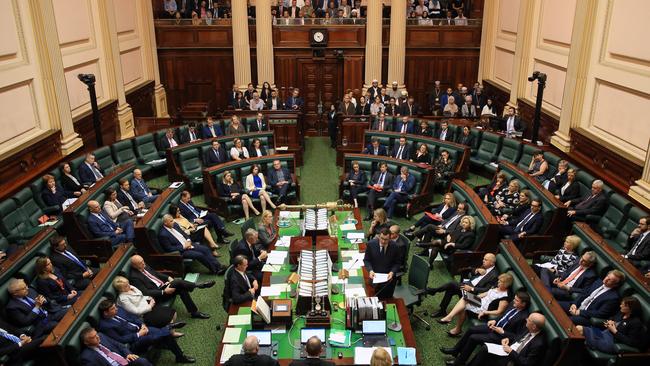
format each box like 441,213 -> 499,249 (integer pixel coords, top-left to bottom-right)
134,134 -> 160,162
111,140 -> 137,165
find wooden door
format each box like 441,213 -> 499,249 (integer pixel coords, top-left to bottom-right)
297,58 -> 342,136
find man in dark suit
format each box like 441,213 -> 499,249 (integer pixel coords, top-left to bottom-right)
224,335 -> 279,366
6,279 -> 66,338
231,229 -> 267,283
248,112 -> 268,132
394,116 -> 414,134
202,117 -> 223,138
180,123 -> 201,144
371,113 -> 392,131
365,162 -> 394,219
158,214 -> 225,275
118,179 -> 145,212
338,94 -> 356,115
389,225 -> 409,275
435,120 -> 453,141
383,166 -> 416,219
78,153 -> 105,186
285,88 -> 304,111
355,97 -> 371,116
500,106 -> 524,135
203,139 -> 228,167
498,198 -> 543,245
129,255 -> 213,319
366,80 -> 380,99
130,168 -> 159,205
427,253 -> 498,317
411,202 -> 467,245
0,317 -> 45,366
228,84 -> 239,107
567,180 -> 608,222
540,251 -> 598,300
363,228 -> 402,299
362,138 -> 388,156
159,128 -> 179,150
391,135 -> 412,160
49,235 -> 97,291
400,96 -> 419,116
97,299 -> 195,364
266,89 -> 284,110
86,200 -> 135,247
79,327 -> 152,366
289,336 -> 334,366
178,190 -> 232,243
314,0 -> 337,17
467,313 -> 547,366
442,291 -> 531,365
267,160 -> 293,205
227,255 -> 259,304
625,216 -> 650,267
384,97 -> 400,117
560,270 -> 625,325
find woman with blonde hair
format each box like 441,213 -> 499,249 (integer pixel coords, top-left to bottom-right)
424,215 -> 476,268
245,164 -> 276,212
229,137 -> 250,160
257,210 -> 277,250
367,208 -> 393,239
217,170 -> 259,219
168,204 -> 221,257
490,179 -> 520,216
405,192 -> 457,238
370,347 -> 392,366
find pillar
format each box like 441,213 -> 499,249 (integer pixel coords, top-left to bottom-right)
387,0 -> 407,90
255,0 -> 275,88
30,0 -> 83,155
509,0 -> 535,106
232,0 -> 252,89
143,0 -> 169,117
629,141 -> 650,209
363,0 -> 383,88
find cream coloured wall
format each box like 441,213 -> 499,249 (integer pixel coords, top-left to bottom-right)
481,0 -> 521,88
113,0 -> 149,92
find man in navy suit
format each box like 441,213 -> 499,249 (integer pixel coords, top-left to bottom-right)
267,159 -> 293,205
130,169 -> 159,205
231,229 -> 267,283
498,198 -> 543,246
315,0 -> 337,17
158,214 -> 225,275
394,116 -> 414,134
86,200 -> 134,247
78,153 -> 105,186
248,112 -> 268,132
391,135 -> 411,160
371,113 -> 392,131
227,255 -> 259,304
362,138 -> 388,156
118,179 -> 145,212
435,120 -> 453,141
285,88 -> 304,111
442,291 -> 531,365
49,235 -> 97,291
0,317 -> 45,365
383,166 -> 416,219
559,270 -> 625,326
399,96 -> 419,116
567,180 -> 608,222
201,117 -> 223,138
363,228 -> 402,299
203,139 -> 227,167
540,251 -> 598,300
365,162 -> 394,219
6,279 -> 66,338
79,327 -> 152,366
97,299 -> 195,364
178,191 -> 232,243
180,123 -> 201,144
625,216 -> 650,267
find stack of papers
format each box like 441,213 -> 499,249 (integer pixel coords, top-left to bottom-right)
279,211 -> 300,219
227,314 -> 251,326
340,223 -> 356,231
344,284 -> 366,298
221,327 -> 242,344
397,347 -> 417,365
305,208 -> 328,230
342,259 -> 364,270
169,182 -> 183,189
146,158 -> 167,165
220,344 -> 242,364
62,198 -> 77,210
329,329 -> 351,347
346,231 -> 365,243
372,273 -> 390,284
260,284 -> 289,297
266,251 -> 288,265
262,264 -> 281,272
275,236 -> 291,247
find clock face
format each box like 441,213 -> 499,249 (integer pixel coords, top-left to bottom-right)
313,31 -> 324,42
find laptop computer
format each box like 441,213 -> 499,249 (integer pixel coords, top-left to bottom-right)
362,320 -> 389,347
299,328 -> 327,358
247,330 -> 273,356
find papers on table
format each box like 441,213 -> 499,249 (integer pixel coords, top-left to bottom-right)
329,329 -> 351,347
227,314 -> 251,326
220,344 -> 242,364
346,232 -> 365,240
341,250 -> 360,258
397,347 -> 417,365
39,220 -> 59,227
169,181 -> 183,189
340,223 -> 356,231
354,347 -> 392,365
252,296 -> 271,324
199,210 -> 208,218
62,198 -> 77,210
262,264 -> 281,272
266,250 -> 288,265
260,284 -> 287,297
344,284 -> 366,298
279,211 -> 300,219
535,262 -> 556,269
372,273 -> 390,284
275,236 -> 291,247
342,259 -> 364,271
146,158 -> 166,165
485,342 -> 508,356
275,146 -> 289,151
331,276 -> 348,285
221,327 -> 242,344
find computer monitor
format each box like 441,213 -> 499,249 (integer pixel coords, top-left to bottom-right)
362,320 -> 386,335
300,328 -> 326,344
247,330 -> 272,346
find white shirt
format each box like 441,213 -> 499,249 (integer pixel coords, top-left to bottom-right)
165,226 -> 188,247
470,266 -> 495,287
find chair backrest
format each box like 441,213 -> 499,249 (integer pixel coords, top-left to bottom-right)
222,265 -> 235,311
133,134 -> 160,162
0,197 -> 33,237
407,255 -> 430,291
596,193 -> 632,237
93,146 -> 116,173
111,140 -> 137,165
240,218 -> 256,238
615,207 -> 649,246
517,144 -> 538,171
475,132 -> 502,162
178,149 -> 203,177
497,138 -> 522,164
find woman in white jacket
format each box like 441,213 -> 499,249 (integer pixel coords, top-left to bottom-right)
244,164 -> 276,212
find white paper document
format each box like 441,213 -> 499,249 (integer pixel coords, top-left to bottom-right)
169,182 -> 183,189
344,285 -> 367,298
220,344 -> 242,364
262,264 -> 281,272
279,211 -> 300,219
227,314 -> 251,326
535,262 -> 556,269
485,342 -> 508,356
343,260 -> 364,270
260,286 -> 283,297
354,347 -> 392,365
340,223 -> 356,231
372,273 -> 390,284
275,236 -> 292,247
346,232 -> 365,240
199,210 -> 208,218
221,327 -> 242,344
62,198 -> 77,210
146,158 -> 167,165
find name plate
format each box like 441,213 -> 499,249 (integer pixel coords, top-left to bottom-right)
269,119 -> 297,125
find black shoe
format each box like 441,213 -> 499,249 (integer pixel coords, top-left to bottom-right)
436,318 -> 451,325
197,280 -> 216,289
176,355 -> 196,363
431,309 -> 447,318
215,268 -> 227,276
445,360 -> 458,366
446,330 -> 462,338
426,288 -> 439,296
440,347 -> 458,356
221,229 -> 234,237
191,311 -> 211,319
404,232 -> 415,240
170,321 -> 187,329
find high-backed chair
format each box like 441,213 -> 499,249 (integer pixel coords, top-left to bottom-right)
0,199 -> 41,243
594,193 -> 632,239
178,149 -> 204,190
393,254 -> 431,330
93,146 -> 117,174
469,131 -> 503,172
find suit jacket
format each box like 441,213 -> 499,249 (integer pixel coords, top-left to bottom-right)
232,239 -> 263,272
266,97 -> 285,110
557,181 -> 581,203
248,119 -> 268,132
41,186 -> 67,209
158,223 -> 191,253
180,128 -> 202,144
391,174 -> 416,195
50,249 -> 88,285
202,125 -> 224,138
509,209 -> 543,235
6,289 -> 52,327
416,127 -> 433,137
267,168 -> 293,188
217,181 -> 243,199
159,135 -> 179,150
98,307 -> 144,345
78,162 -> 105,185
431,204 -> 457,220
362,144 -> 388,156
574,282 -> 620,319
504,330 -> 547,366
87,212 -> 118,238
363,239 -> 402,274
232,99 -> 248,110
369,171 -> 394,189
434,128 -> 454,141
447,228 -> 476,251
345,170 -> 368,186
367,86 -> 380,99
356,103 -> 371,116
130,178 -> 153,202
117,189 -> 140,212
499,116 -> 524,132
456,133 -> 475,147
249,146 -> 268,158
609,314 -> 647,350
556,263 -> 598,295
289,359 -> 335,366
570,192 -> 608,217
399,103 -> 419,116
228,269 -> 256,304
258,223 -> 277,249
466,266 -> 499,294
79,332 -> 135,366
384,104 -> 400,117
224,353 -> 279,366
204,147 -> 228,166
339,102 -> 356,115
61,173 -> 84,195
129,265 -> 169,298
34,270 -> 74,304
393,121 -> 414,134
627,232 -> 650,261
391,144 -> 412,160
285,96 -> 304,111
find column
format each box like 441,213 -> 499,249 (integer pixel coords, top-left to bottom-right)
387,0 -> 407,90
629,141 -> 650,209
363,0 -> 383,88
232,0 -> 252,89
508,0 -> 535,105
255,0 -> 275,88
30,0 -> 83,155
100,0 -> 135,140
551,0 -> 598,152
477,0 -> 497,82
143,0 -> 169,117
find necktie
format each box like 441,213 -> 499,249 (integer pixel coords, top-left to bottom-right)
378,173 -> 385,187
559,266 -> 585,287
21,297 -> 46,316
512,333 -> 534,353
396,146 -> 404,159
214,149 -> 220,161
629,233 -> 647,256
137,179 -> 149,194
62,250 -> 87,270
168,227 -> 188,246
379,121 -> 383,131
97,344 -> 128,366
122,190 -> 138,209
515,212 -> 534,231
0,329 -> 21,344
374,148 -> 378,155
258,121 -> 262,130
96,213 -> 115,229
397,180 -> 404,191
241,272 -> 252,288
142,269 -> 165,287
444,215 -> 461,229
580,285 -> 607,310
401,123 -> 407,133
185,202 -> 200,217
90,164 -> 103,180
380,246 -> 385,256
496,308 -> 518,328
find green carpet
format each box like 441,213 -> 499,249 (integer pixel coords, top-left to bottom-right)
149,137 -> 490,365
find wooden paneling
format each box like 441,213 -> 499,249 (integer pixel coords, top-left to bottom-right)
405,25 -> 481,48
126,81 -> 155,118
272,26 -> 365,48
482,79 -> 510,113
73,100 -> 119,151
155,24 -> 233,48
296,58 -> 343,135
516,98 -> 559,143
0,130 -> 62,201
343,56 -> 364,95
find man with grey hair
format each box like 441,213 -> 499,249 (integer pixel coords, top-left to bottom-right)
383,166 -> 416,219
228,255 -> 259,304
6,278 -> 66,338
232,228 -> 267,282
567,179 -> 608,222
461,95 -> 477,117
540,251 -> 598,300
224,335 -> 278,366
131,168 -> 159,205
86,199 -> 135,247
158,214 -> 225,275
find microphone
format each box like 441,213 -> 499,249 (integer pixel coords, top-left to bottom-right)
387,302 -> 402,332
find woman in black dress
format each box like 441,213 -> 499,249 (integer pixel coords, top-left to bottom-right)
344,161 -> 368,208
34,256 -> 79,306
412,143 -> 431,165
217,170 -> 259,220
249,138 -> 267,157
59,162 -> 86,197
41,174 -> 68,214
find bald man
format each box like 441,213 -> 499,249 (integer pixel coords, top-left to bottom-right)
86,200 -> 135,247
128,255 -> 214,319
224,335 -> 279,366
130,169 -> 159,205
289,336 -> 334,366
467,313 -> 547,366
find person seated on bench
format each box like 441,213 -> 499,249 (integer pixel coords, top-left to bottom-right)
490,179 -> 521,217
405,192 -> 457,239
422,215 -> 476,268
113,276 -> 181,330
566,179 -> 608,223
80,326 -> 152,366
130,169 -> 159,205
414,202 -> 467,247
539,251 -> 598,301
77,153 -> 105,186
227,255 -> 259,304
178,190 -> 233,243
531,235 -> 580,278
34,256 -> 80,306
86,200 -> 135,247
624,215 -> 650,268
49,235 -> 97,291
267,159 -> 293,205
498,197 -> 543,246
362,137 -> 388,156
5,278 -> 66,338
560,270 -> 625,326
365,163 -> 394,220
232,229 -> 267,284
0,317 -> 46,365
382,166 -> 416,219
169,205 -> 221,257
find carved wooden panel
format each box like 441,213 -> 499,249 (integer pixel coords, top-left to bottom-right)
74,101 -> 119,150
406,26 -> 481,48
126,81 -> 155,118
482,79 -> 510,113
155,25 -> 233,48
273,26 -> 365,48
297,58 -> 342,135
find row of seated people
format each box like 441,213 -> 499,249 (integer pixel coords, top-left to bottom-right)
230,86 -> 304,112
362,118 -> 475,146
161,115 -> 270,149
